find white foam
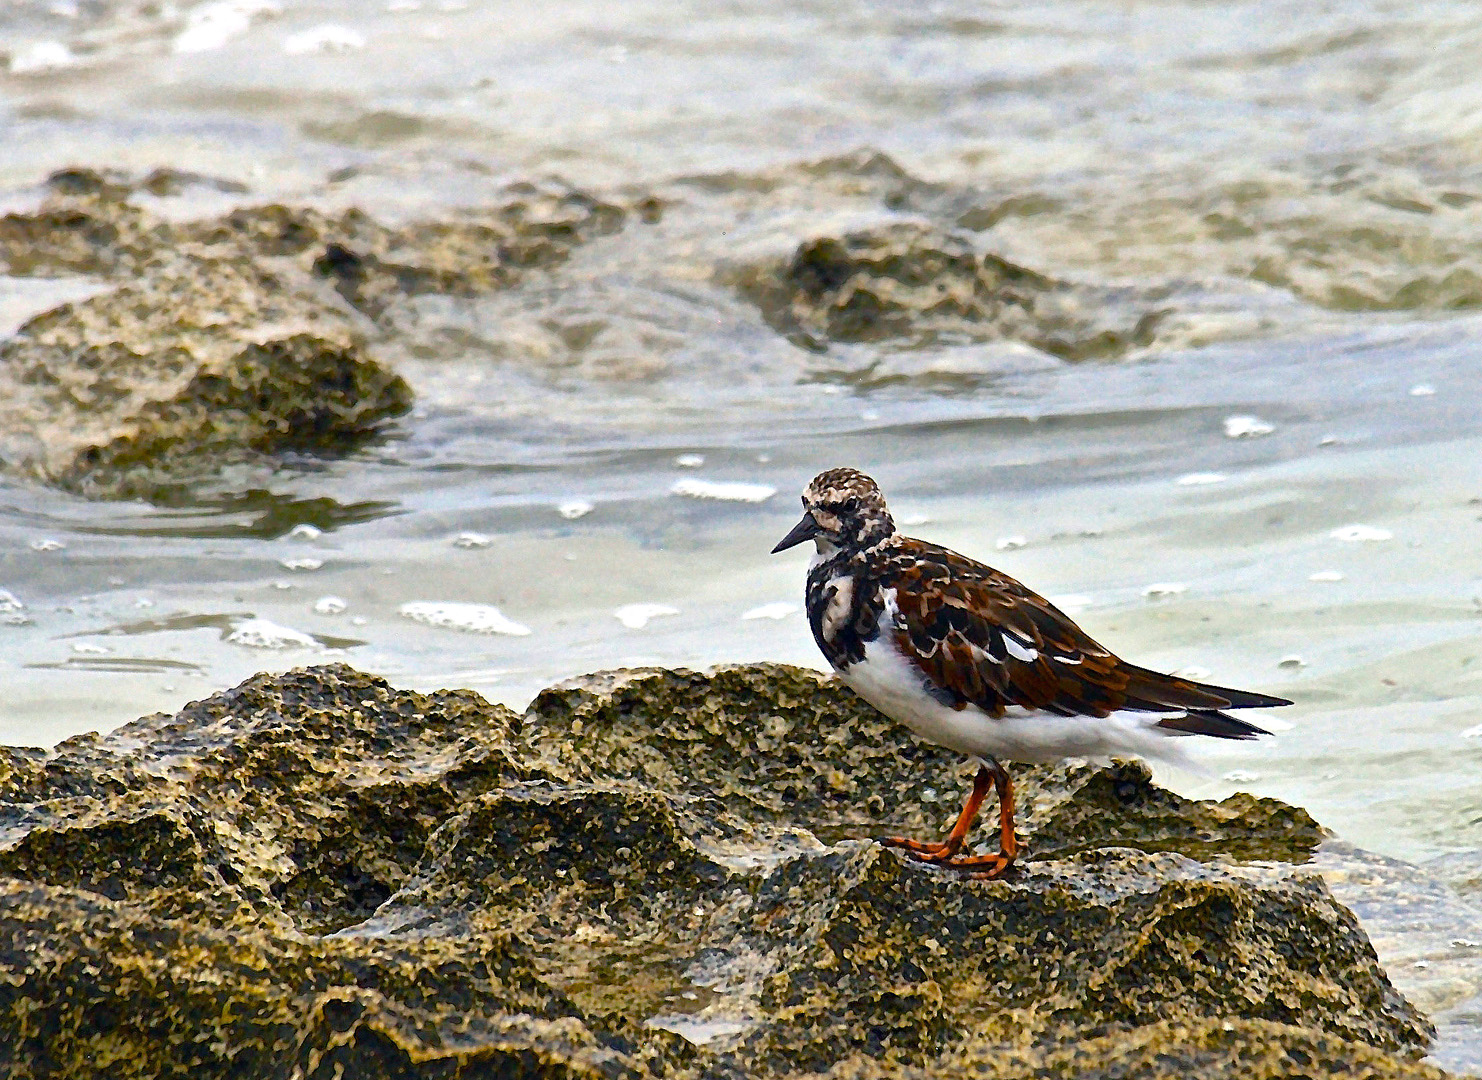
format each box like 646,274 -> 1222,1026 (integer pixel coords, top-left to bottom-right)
1142,582 -> 1188,598
283,24 -> 366,54
287,523 -> 323,540
313,596 -> 347,615
1171,665 -> 1210,679
674,453 -> 705,468
899,513 -> 931,526
1222,769 -> 1261,783
1410,384 -> 1437,397
71,642 -> 110,655
995,535 -> 1026,550
1330,524 -> 1392,543
400,602 -> 531,636
742,602 -> 797,621
1223,415 -> 1274,438
280,557 -> 323,571
1462,723 -> 1482,740
9,41 -> 77,74
670,479 -> 775,503
1309,570 -> 1345,582
173,0 -> 280,54
1047,594 -> 1092,614
1176,472 -> 1226,486
557,500 -> 593,520
453,531 -> 492,548
0,588 -> 23,613
615,603 -> 679,629
30,539 -> 65,552
227,617 -> 318,649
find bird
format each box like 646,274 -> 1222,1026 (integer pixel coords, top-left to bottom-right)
770,467 -> 1292,878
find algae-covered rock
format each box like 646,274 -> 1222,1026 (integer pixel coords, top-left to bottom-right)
0,257 -> 411,498
0,168 -> 630,498
732,222 -> 1164,358
0,663 -> 1444,1079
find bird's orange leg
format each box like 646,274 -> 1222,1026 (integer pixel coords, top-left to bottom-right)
880,763 -> 993,858
879,761 -> 1018,879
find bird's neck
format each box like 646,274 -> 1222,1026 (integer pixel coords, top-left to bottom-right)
810,529 -> 894,574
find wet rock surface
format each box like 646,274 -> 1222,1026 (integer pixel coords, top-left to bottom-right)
0,663 -> 1445,1078
731,222 -> 1165,360
0,168 -> 628,498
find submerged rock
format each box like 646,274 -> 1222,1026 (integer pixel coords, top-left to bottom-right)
0,663 -> 1445,1079
732,223 -> 1165,359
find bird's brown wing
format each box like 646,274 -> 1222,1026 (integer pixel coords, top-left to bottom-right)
884,540 -> 1280,720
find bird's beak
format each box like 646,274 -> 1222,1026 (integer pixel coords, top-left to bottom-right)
771,513 -> 821,553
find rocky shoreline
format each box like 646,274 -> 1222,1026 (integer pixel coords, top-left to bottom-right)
0,663 -> 1448,1078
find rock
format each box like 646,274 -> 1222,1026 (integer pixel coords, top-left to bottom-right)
0,256 -> 411,499
0,169 -> 630,498
731,222 -> 1165,359
0,663 -> 1445,1079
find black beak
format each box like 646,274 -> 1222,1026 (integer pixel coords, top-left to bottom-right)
771,513 -> 821,553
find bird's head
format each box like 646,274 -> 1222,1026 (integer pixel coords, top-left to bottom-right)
771,467 -> 895,557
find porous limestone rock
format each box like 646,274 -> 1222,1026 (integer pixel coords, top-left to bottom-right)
732,222 -> 1165,359
0,663 -> 1445,1079
0,168 -> 628,498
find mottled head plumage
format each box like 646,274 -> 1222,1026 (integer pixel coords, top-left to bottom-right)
770,467 -> 895,555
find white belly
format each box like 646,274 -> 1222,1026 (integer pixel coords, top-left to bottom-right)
837,634 -> 1194,768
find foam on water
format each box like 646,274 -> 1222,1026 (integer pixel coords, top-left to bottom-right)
172,0 -> 280,54
741,602 -> 795,621
615,603 -> 679,629
1223,415 -> 1275,439
670,479 -> 776,503
225,617 -> 318,649
8,41 -> 76,73
1142,582 -> 1188,598
399,602 -> 532,636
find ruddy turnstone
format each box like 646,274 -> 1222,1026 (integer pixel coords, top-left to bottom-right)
771,467 -> 1292,878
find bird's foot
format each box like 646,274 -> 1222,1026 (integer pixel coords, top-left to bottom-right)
878,835 -> 954,857
878,836 -> 1016,878
935,851 -> 1015,879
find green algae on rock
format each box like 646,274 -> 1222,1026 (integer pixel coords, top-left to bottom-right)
0,168 -> 632,499
0,252 -> 411,499
730,222 -> 1165,360
0,663 -> 1444,1079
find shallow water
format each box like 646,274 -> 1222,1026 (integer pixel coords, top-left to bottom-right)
4,0 -> 1482,1070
